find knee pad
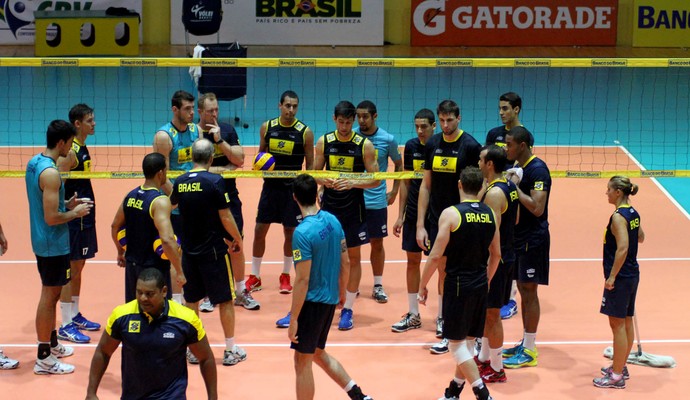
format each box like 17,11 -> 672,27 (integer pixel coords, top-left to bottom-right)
449,340 -> 473,365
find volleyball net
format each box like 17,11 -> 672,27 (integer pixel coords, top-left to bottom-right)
0,57 -> 688,179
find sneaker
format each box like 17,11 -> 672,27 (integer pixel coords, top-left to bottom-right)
391,313 -> 421,333
33,355 -> 75,375
276,312 -> 291,328
199,297 -> 214,313
372,285 -> 388,303
481,367 -> 507,383
474,337 -> 482,356
601,365 -> 630,380
474,356 -> 490,371
435,317 -> 444,339
338,308 -> 354,330
593,371 -> 626,389
0,349 -> 19,370
57,322 -> 90,343
503,346 -> 538,369
502,340 -> 539,358
186,348 -> 199,364
51,343 -> 74,358
347,384 -> 373,400
472,384 -> 494,400
279,273 -> 293,294
223,346 -> 247,366
500,300 -> 517,319
430,338 -> 449,355
72,313 -> 101,331
438,379 -> 463,400
246,274 -> 262,292
235,289 -> 260,310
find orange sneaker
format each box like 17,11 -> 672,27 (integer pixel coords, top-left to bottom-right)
279,273 -> 292,294
246,275 -> 262,292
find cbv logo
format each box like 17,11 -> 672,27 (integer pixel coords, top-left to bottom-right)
38,1 -> 93,11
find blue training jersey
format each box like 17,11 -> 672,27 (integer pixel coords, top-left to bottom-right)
292,210 -> 345,305
356,127 -> 400,210
26,153 -> 70,256
158,122 -> 198,172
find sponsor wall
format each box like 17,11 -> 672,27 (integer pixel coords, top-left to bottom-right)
0,0 -> 142,44
633,0 -> 690,47
170,0 -> 383,46
411,0 -> 617,46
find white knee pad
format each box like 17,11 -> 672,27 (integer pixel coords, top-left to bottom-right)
449,340 -> 473,365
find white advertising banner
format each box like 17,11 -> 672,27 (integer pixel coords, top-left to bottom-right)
171,0 -> 383,46
0,0 -> 142,44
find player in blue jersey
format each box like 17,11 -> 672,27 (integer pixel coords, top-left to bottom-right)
26,120 -> 92,375
314,101 -> 379,331
288,174 -> 373,400
594,176 -> 645,389
391,108 -> 436,333
503,126 -> 552,369
86,268 -> 217,400
153,90 -> 199,304
0,220 -> 19,370
355,100 -> 402,304
56,104 -> 100,344
197,93 -> 259,312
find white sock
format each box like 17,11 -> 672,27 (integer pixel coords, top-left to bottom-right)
283,256 -> 292,274
470,378 -> 484,389
343,380 -> 356,392
479,337 -> 490,362
343,291 -> 357,310
60,302 -> 72,326
172,293 -> 184,304
408,293 -> 419,315
523,332 -> 537,351
236,279 -> 246,293
71,296 -> 80,318
225,337 -> 235,351
374,276 -> 383,286
438,295 -> 443,318
453,377 -> 465,386
510,280 -> 517,301
490,347 -> 503,372
251,257 -> 262,276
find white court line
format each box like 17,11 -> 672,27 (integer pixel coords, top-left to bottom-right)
1,257 -> 689,265
2,339 -> 690,349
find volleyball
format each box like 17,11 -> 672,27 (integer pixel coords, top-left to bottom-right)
117,227 -> 127,251
153,235 -> 181,260
253,152 -> 276,171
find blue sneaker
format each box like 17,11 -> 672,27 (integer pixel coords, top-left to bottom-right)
338,308 -> 353,330
503,341 -> 539,358
72,312 -> 101,331
57,322 -> 90,343
503,346 -> 538,369
500,300 -> 517,319
276,312 -> 291,328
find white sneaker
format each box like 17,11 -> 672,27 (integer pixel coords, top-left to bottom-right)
186,348 -> 199,364
199,297 -> 214,313
223,345 -> 247,366
34,355 -> 75,375
51,343 -> 74,358
234,289 -> 260,310
430,338 -> 449,355
0,349 -> 19,370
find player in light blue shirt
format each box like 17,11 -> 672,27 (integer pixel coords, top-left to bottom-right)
355,101 -> 402,304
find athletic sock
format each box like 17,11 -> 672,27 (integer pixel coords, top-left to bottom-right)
282,256 -> 292,274
610,372 -> 623,381
236,279 -> 246,292
408,293 -> 419,315
225,337 -> 236,352
37,342 -> 51,360
453,376 -> 466,386
60,301 -> 72,326
50,330 -> 58,348
523,332 -> 537,351
251,257 -> 262,276
479,337 -> 490,362
438,295 -> 443,318
470,378 -> 484,389
343,291 -> 357,310
373,276 -> 383,286
343,380 -> 356,392
490,347 -> 503,371
71,296 -> 80,318
172,293 -> 184,304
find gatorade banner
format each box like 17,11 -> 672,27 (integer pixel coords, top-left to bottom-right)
0,0 -> 142,44
171,0 -> 383,46
633,0 -> 690,47
411,0 -> 617,46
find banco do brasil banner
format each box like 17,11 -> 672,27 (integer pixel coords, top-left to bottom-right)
171,0 -> 383,46
633,0 -> 690,47
0,0 -> 142,44
411,0 -> 617,46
